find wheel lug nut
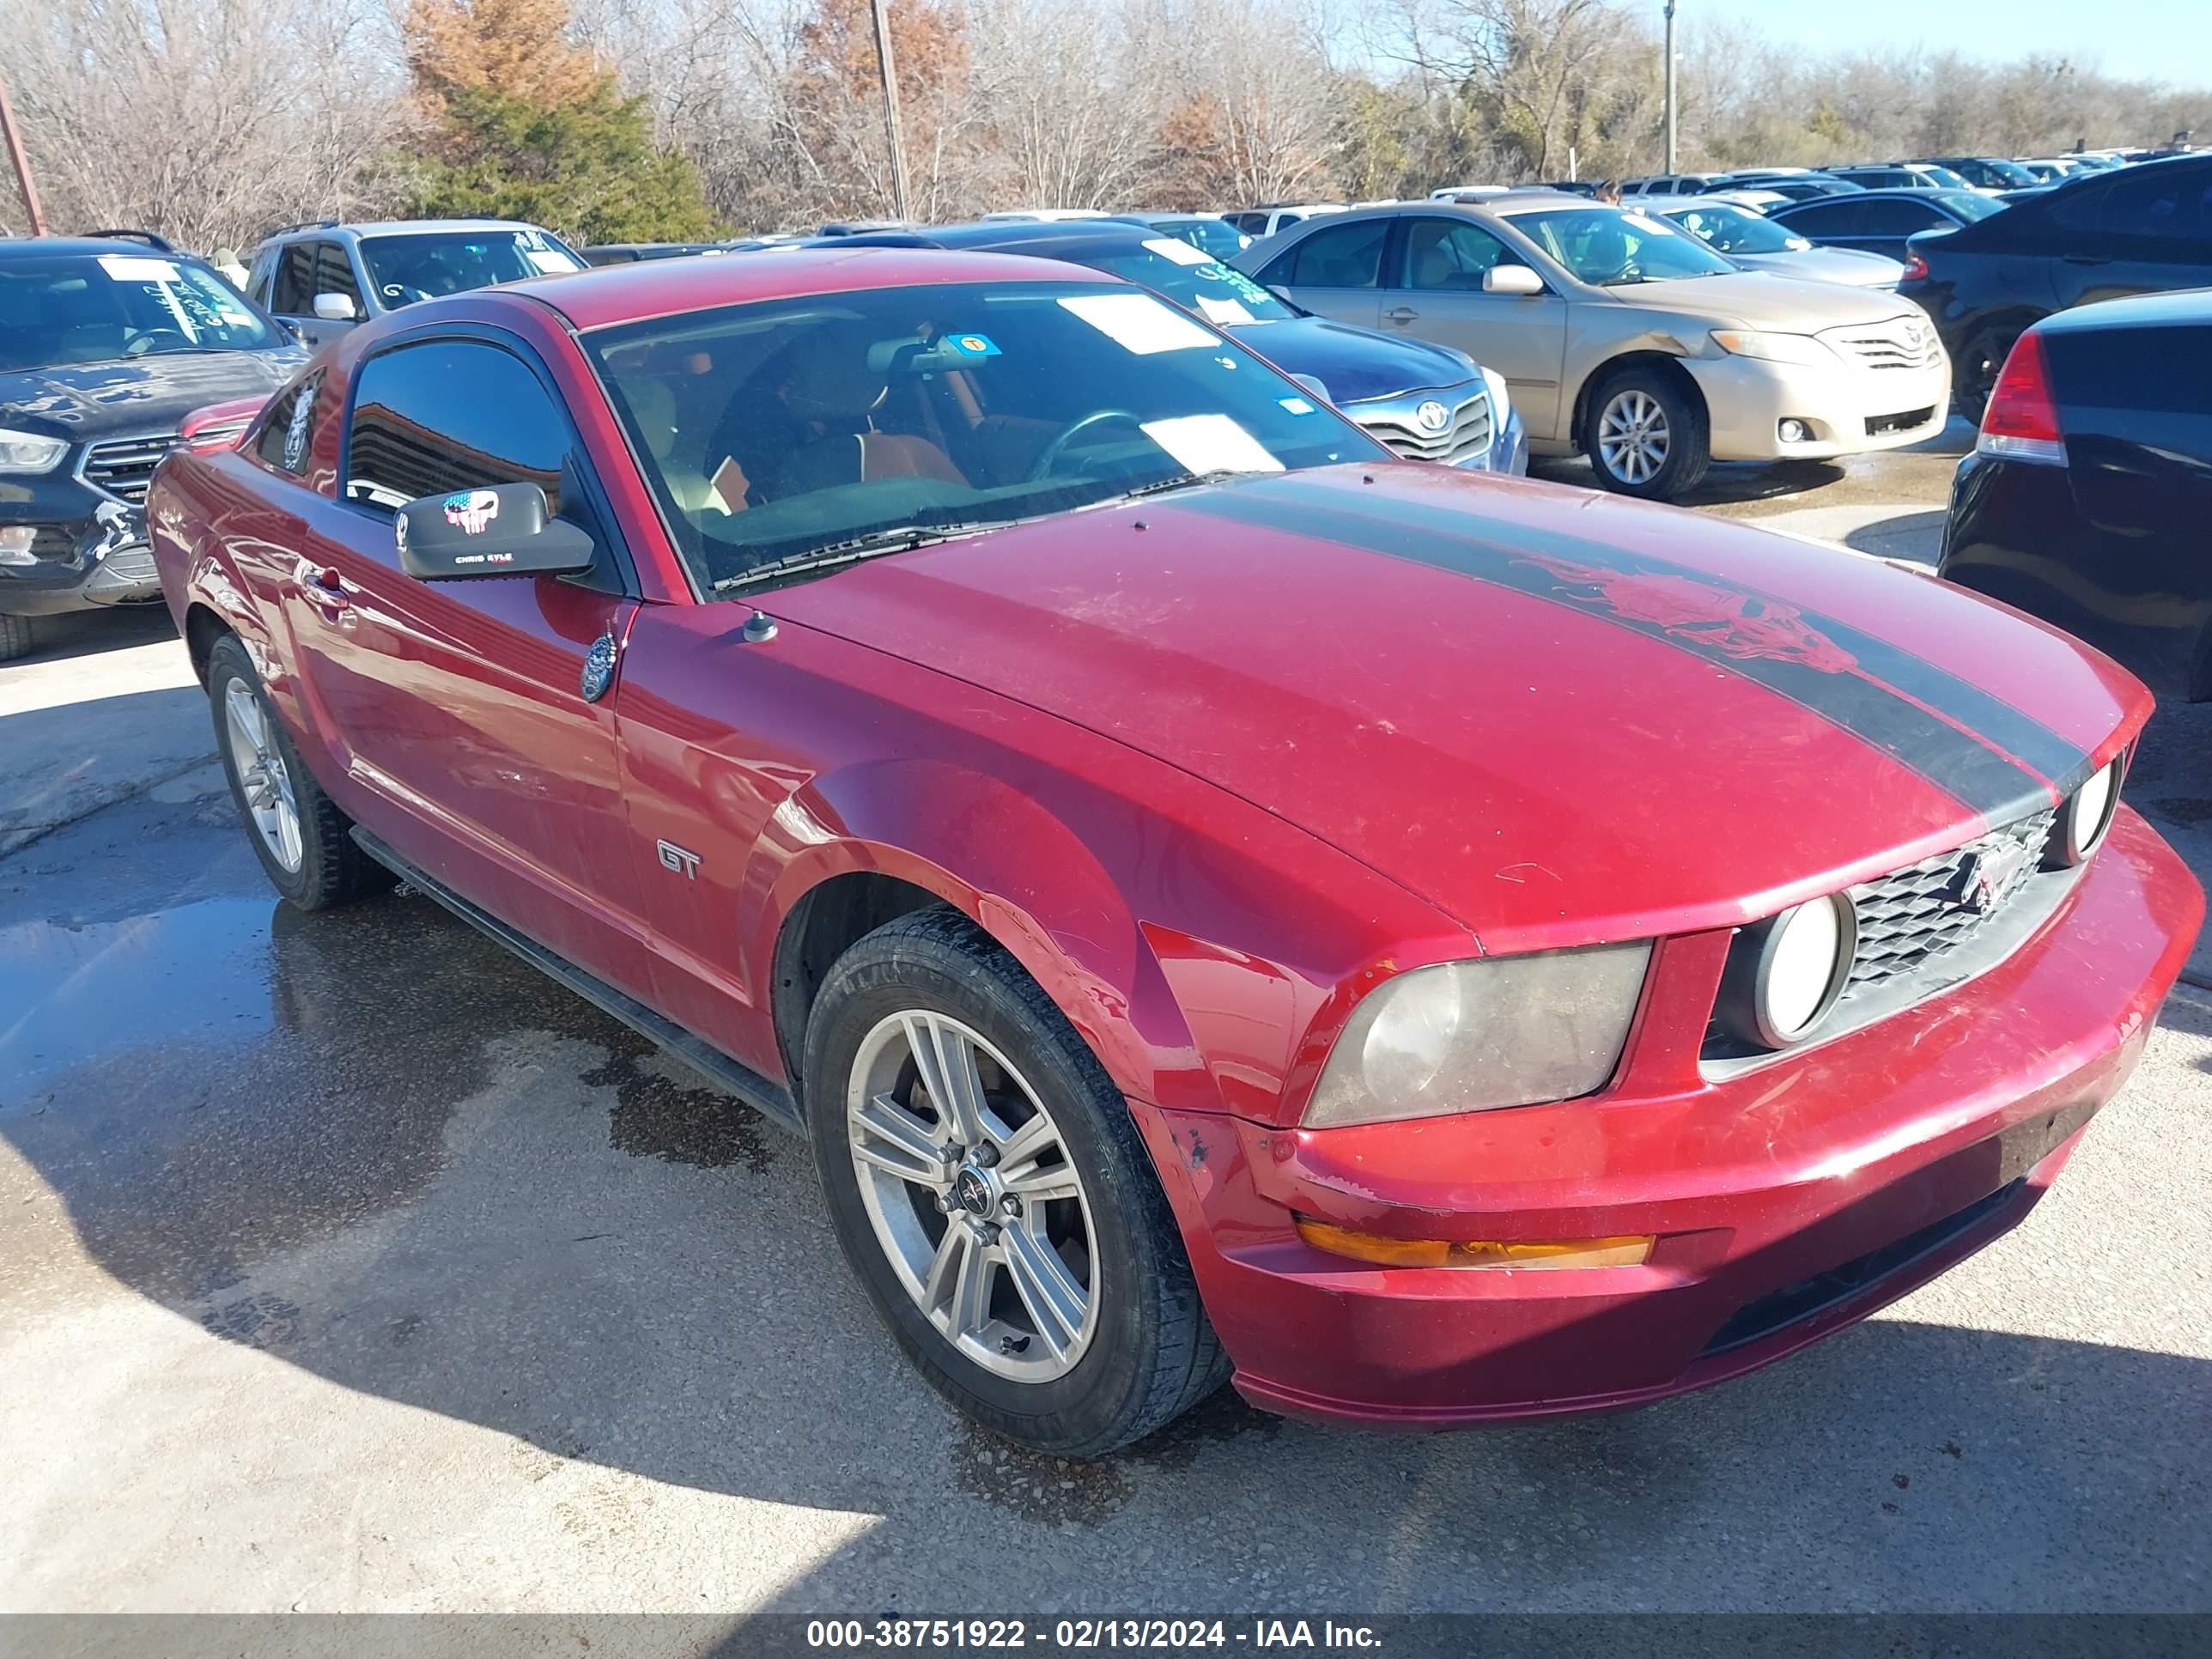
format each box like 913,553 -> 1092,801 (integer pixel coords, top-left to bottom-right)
975,1222 -> 1002,1245
971,1143 -> 999,1169
999,1194 -> 1022,1218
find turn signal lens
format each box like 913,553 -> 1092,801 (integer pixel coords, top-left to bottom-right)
1899,253 -> 1929,283
1294,1218 -> 1655,1271
1978,331 -> 2066,465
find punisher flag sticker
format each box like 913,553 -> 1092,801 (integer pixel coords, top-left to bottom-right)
444,489 -> 500,534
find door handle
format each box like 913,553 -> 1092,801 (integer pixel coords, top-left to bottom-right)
296,563 -> 351,615
1384,306 -> 1420,323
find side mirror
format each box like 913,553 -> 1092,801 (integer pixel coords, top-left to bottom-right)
1289,373 -> 1333,404
395,483 -> 595,580
312,292 -> 359,322
1483,264 -> 1546,296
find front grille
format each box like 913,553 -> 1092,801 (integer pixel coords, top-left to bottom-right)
1820,316 -> 1942,371
99,545 -> 158,583
80,433 -> 183,503
1841,809 -> 2055,1000
1865,405 -> 1937,437
1354,392 -> 1495,465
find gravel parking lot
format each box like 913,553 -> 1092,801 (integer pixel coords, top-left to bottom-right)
3,442 -> 2209,1618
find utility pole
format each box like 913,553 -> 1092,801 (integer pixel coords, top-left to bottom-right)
869,0 -> 912,222
1662,0 -> 1678,173
0,74 -> 47,237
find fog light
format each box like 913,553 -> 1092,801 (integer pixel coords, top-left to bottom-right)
1779,419 -> 1812,443
0,526 -> 37,567
1295,1217 -> 1655,1270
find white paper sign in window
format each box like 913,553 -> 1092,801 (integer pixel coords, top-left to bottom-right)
1139,414 -> 1284,476
527,249 -> 584,273
1194,295 -> 1255,326
1142,236 -> 1214,268
1058,292 -> 1216,355
98,256 -> 181,283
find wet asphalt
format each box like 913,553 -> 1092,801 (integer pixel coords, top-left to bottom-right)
3,453 -> 2210,1615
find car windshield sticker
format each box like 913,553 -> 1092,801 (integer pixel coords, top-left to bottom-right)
1139,414 -> 1285,476
1194,295 -> 1255,326
1058,293 -> 1215,355
1142,236 -> 1213,268
946,332 -> 1001,357
283,383 -> 314,471
1199,263 -> 1273,305
526,249 -> 583,274
1278,396 -> 1316,416
97,255 -> 180,283
444,489 -> 500,533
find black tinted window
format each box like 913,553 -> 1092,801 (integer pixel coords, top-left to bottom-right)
2055,165 -> 2212,244
1284,220 -> 1387,289
345,338 -> 571,513
256,372 -> 324,475
270,244 -> 315,314
1857,200 -> 1944,233
1776,200 -> 1860,234
311,242 -> 362,306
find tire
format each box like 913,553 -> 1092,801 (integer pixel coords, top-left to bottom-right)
804,907 -> 1227,1456
1954,320 -> 2027,426
0,613 -> 36,663
1582,364 -> 1711,501
206,632 -> 383,910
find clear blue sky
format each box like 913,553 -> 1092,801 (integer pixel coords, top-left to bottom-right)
1697,0 -> 2211,85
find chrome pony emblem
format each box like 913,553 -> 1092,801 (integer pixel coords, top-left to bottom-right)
580,632 -> 617,702
1955,840 -> 2030,915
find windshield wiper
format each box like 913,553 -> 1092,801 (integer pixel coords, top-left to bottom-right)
1097,468 -> 1253,506
714,520 -> 1004,592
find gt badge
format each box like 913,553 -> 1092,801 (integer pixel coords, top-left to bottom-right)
656,840 -> 702,879
580,632 -> 618,702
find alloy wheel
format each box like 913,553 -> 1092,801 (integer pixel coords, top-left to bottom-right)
1598,388 -> 1672,485
224,680 -> 304,873
846,1009 -> 1099,1382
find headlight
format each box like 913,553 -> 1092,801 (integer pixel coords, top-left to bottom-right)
2046,757 -> 2123,867
1303,945 -> 1651,1128
0,428 -> 68,473
1710,330 -> 1838,368
1480,364 -> 1513,422
1715,893 -> 1857,1050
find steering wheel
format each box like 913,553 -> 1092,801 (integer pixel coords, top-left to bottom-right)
1029,410 -> 1146,481
122,328 -> 188,357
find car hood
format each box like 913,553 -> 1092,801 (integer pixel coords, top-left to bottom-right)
1227,314 -> 1478,406
768,465 -> 2136,951
1601,270 -> 1918,329
1729,247 -> 1905,287
0,351 -> 302,439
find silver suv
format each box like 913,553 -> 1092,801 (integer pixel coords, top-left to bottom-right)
243,220 -> 586,349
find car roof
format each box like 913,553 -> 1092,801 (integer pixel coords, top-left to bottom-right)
507,246 -> 1123,331
1771,187 -> 1973,206
2040,286 -> 2212,334
0,237 -> 211,261
263,219 -> 543,243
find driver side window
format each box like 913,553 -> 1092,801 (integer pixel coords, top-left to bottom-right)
345,338 -> 571,517
312,241 -> 363,310
1401,219 -> 1515,289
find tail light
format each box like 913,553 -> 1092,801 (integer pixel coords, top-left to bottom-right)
179,396 -> 270,453
1899,252 -> 1929,282
1976,331 -> 2066,465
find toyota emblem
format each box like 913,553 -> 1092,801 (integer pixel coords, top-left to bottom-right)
1415,400 -> 1450,434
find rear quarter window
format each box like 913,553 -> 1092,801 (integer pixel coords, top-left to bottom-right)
254,372 -> 325,477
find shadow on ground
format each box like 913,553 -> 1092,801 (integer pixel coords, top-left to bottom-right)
5,605 -> 176,666
1,785 -> 2207,1611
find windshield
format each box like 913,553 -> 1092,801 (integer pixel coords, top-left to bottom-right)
1662,203 -> 1807,254
1506,206 -> 1738,284
0,252 -> 282,371
1936,191 -> 2007,222
1977,159 -> 2039,187
586,280 -> 1383,594
357,229 -> 585,307
1061,238 -> 1296,324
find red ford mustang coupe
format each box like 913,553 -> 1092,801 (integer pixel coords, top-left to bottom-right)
149,249 -> 2200,1455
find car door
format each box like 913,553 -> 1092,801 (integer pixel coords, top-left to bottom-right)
2044,161 -> 2212,309
1254,217 -> 1386,329
1771,198 -> 1863,249
282,328 -> 657,998
1381,215 -> 1569,437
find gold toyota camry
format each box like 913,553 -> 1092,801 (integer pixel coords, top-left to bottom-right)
1238,193 -> 1950,501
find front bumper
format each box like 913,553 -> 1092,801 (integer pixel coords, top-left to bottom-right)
1136,807 -> 2198,1426
0,493 -> 161,618
1689,351 -> 1951,462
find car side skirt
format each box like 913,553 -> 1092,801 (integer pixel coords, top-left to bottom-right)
351,826 -> 804,1134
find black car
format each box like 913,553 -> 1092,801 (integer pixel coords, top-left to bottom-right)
1899,154 -> 2212,419
1765,188 -> 2004,264
1717,173 -> 1864,202
1939,290 -> 2212,699
1920,156 -> 2043,191
0,237 -> 305,659
809,222 -> 1528,472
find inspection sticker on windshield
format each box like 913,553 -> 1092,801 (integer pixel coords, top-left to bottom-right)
1194,295 -> 1255,326
947,332 -> 1001,357
98,255 -> 181,283
1139,414 -> 1284,476
1278,396 -> 1316,416
1141,236 -> 1213,268
1058,292 -> 1215,355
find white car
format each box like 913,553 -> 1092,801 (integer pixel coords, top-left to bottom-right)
977,209 -> 1118,223
1224,204 -> 1346,240
1649,196 -> 1906,288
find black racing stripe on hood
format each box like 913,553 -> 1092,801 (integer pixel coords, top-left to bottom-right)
1180,478 -> 2089,823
